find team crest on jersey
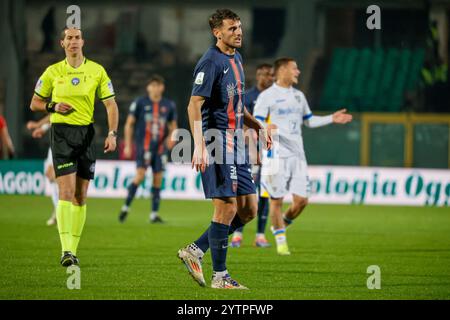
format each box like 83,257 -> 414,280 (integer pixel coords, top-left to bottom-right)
226,82 -> 244,98
89,163 -> 95,173
161,106 -> 167,113
71,77 -> 80,86
294,95 -> 302,104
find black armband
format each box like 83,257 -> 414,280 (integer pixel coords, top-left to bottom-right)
45,101 -> 56,113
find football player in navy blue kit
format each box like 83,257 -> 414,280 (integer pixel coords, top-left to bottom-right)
231,63 -> 274,248
177,9 -> 272,289
119,75 -> 177,223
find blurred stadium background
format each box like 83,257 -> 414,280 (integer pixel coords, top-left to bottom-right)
0,0 -> 449,299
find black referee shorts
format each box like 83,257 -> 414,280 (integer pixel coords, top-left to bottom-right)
50,123 -> 96,180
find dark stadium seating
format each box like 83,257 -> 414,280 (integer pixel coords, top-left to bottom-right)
319,47 -> 425,112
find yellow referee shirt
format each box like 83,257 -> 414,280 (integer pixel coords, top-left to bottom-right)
34,58 -> 115,125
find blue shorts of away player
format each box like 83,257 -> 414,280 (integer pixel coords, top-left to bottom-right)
136,149 -> 166,173
201,163 -> 256,199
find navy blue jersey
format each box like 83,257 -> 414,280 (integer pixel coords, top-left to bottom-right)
192,46 -> 245,133
129,96 -> 177,155
244,86 -> 261,115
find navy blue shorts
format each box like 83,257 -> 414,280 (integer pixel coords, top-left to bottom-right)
136,149 -> 166,173
201,163 -> 256,199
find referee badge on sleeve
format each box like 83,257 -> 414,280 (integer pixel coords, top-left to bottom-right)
35,79 -> 43,92
107,81 -> 115,93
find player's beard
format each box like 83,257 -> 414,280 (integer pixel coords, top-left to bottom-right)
223,36 -> 242,49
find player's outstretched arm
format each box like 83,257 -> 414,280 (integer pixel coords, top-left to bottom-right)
188,96 -> 208,172
332,108 -> 353,124
304,109 -> 352,128
102,97 -> 119,153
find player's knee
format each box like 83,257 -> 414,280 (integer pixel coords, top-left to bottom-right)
240,204 -> 257,224
134,172 -> 145,184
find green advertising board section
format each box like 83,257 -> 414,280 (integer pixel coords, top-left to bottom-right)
413,124 -> 449,168
304,116 -> 449,168
303,120 -> 361,165
0,160 -> 45,195
370,123 -> 405,167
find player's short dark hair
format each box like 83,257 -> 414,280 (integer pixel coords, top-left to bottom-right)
208,9 -> 240,30
273,57 -> 295,75
60,27 -> 83,40
147,74 -> 165,86
256,63 -> 272,71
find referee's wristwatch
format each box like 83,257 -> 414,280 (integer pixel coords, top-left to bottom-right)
108,130 -> 118,138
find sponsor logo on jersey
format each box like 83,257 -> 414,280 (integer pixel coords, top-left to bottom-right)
277,107 -> 301,116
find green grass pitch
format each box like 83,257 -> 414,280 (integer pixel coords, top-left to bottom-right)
0,194 -> 449,299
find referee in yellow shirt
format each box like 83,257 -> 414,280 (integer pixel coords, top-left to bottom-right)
30,27 -> 119,267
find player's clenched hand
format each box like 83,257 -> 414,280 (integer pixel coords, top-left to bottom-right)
192,139 -> 209,173
55,102 -> 74,114
332,109 -> 353,124
104,135 -> 117,153
261,124 -> 276,151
